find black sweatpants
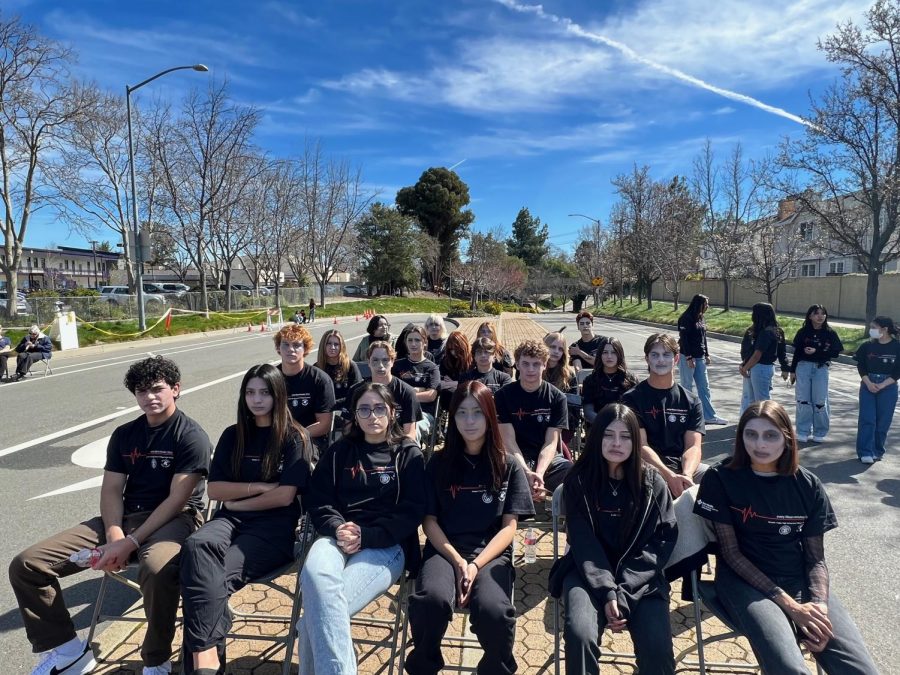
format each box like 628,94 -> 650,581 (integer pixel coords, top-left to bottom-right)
405,549 -> 517,675
179,514 -> 294,671
562,569 -> 674,675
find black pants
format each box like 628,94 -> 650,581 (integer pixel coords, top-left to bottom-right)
562,570 -> 674,675
179,514 -> 294,671
406,549 -> 517,675
526,454 -> 573,495
16,352 -> 45,377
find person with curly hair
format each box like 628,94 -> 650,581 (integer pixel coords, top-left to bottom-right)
10,356 -> 212,675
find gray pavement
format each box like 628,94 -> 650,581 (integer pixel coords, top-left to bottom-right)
0,311 -> 896,674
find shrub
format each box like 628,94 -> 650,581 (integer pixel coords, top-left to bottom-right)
448,309 -> 490,318
481,301 -> 503,315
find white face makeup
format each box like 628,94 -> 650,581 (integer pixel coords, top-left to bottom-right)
474,348 -> 493,371
646,344 -> 676,376
578,319 -> 593,338
368,348 -> 392,381
517,355 -> 545,386
426,322 -> 443,339
742,417 -> 787,472
406,332 -> 425,358
547,339 -> 565,366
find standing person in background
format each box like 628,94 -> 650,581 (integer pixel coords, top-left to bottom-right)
274,325 -> 335,456
179,364 -> 313,675
405,381 -> 534,675
582,337 -> 637,427
569,311 -> 606,371
13,324 -> 52,381
739,303 -> 789,413
461,337 -> 513,394
789,305 -> 844,444
0,324 -> 11,379
677,295 -> 727,426
316,329 -> 362,413
476,322 -> 514,375
353,314 -> 392,362
854,316 -> 900,464
424,314 -> 448,368
308,298 -> 316,323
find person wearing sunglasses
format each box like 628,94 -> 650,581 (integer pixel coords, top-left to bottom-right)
298,382 -> 426,675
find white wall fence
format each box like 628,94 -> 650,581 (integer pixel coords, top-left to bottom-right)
650,275 -> 900,320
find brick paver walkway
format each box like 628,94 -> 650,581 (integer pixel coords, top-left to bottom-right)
87,313 -> 820,674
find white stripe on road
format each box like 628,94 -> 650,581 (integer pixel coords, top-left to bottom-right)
29,475 -> 104,500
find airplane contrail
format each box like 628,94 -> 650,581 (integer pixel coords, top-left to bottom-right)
495,0 -> 812,128
449,158 -> 467,170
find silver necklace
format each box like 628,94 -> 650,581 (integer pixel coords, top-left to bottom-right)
463,454 -> 479,469
609,478 -> 622,497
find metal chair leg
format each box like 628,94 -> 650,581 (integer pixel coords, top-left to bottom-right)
86,572 -> 111,646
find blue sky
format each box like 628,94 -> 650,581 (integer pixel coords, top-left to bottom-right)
11,0 -> 872,254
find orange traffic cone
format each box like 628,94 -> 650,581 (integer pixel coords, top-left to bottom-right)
333,316 -> 338,325
260,322 -> 266,332
247,323 -> 252,332
355,315 -> 359,321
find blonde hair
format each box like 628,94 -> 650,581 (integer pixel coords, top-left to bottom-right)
543,331 -> 574,390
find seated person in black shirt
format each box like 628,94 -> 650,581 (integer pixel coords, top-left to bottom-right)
424,313 -> 448,368
315,329 -> 362,414
583,337 -> 638,426
461,337 -> 512,394
495,339 -> 572,501
349,340 -> 420,442
694,401 -> 878,674
569,310 -> 606,371
274,324 -> 335,452
10,356 -> 211,675
406,381 -> 534,675
392,324 -> 440,444
622,333 -> 706,498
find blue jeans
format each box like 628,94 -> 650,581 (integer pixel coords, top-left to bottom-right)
856,373 -> 898,460
297,537 -> 404,675
416,412 -> 434,447
794,361 -> 830,438
715,563 -> 879,674
741,363 -> 775,414
679,357 -> 718,419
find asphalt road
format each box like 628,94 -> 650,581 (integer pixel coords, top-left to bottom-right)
0,311 -> 896,673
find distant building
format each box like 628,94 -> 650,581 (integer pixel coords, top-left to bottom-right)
14,245 -> 121,290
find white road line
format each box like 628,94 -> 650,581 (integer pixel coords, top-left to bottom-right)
29,476 -> 104,500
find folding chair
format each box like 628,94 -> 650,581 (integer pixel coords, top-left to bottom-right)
564,391 -> 584,459
551,485 -> 635,675
424,394 -> 443,459
356,361 -> 372,381
86,562 -> 147,661
346,571 -> 410,675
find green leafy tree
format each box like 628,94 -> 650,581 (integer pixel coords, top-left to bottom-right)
506,207 -> 549,268
356,202 -> 420,295
395,167 -> 474,291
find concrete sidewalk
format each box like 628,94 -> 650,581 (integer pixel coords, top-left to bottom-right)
87,313 -> 820,674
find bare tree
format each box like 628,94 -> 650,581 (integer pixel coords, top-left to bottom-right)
652,177 -> 704,311
258,159 -> 303,309
293,140 -> 372,307
777,0 -> 900,324
462,228 -> 507,308
740,212 -> 809,303
573,219 -> 607,308
613,165 -> 660,308
0,16 -> 90,314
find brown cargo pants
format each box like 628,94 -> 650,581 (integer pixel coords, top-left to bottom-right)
9,509 -> 202,667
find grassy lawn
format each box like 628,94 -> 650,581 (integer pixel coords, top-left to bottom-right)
0,296 -> 459,348
593,300 -> 869,355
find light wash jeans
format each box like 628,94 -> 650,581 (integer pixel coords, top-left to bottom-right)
856,373 -> 898,460
297,537 -> 404,675
740,363 -> 775,414
794,361 -> 830,438
416,411 -> 435,447
679,358 -> 718,420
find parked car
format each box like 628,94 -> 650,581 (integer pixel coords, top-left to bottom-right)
98,285 -> 166,308
153,282 -> 190,298
0,290 -> 31,314
219,283 -> 253,297
342,284 -> 365,296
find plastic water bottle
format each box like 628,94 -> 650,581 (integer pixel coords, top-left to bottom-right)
70,548 -> 102,568
523,528 -> 537,564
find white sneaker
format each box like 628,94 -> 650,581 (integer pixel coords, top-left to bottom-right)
860,456 -> 875,464
705,416 -> 729,425
799,433 -> 813,442
142,662 -> 172,675
32,643 -> 96,675
812,436 -> 826,443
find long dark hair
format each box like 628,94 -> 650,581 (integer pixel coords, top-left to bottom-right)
346,382 -> 407,444
728,400 -> 799,475
681,294 -> 709,323
591,336 -> 635,382
568,403 -> 645,543
438,381 -> 506,491
873,315 -> 899,339
441,331 -> 472,379
802,304 -> 832,332
366,314 -> 389,338
234,364 -> 311,480
748,302 -> 783,341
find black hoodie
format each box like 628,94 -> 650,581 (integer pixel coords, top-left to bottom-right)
307,435 -> 426,572
548,467 -> 677,619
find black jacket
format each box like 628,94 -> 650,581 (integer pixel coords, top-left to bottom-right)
548,467 -> 677,619
307,435 -> 426,573
789,326 -> 843,372
677,313 -> 708,359
16,334 -> 52,358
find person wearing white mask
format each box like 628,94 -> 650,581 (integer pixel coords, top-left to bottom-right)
853,315 -> 900,464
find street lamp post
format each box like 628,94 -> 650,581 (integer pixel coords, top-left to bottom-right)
126,63 -> 208,330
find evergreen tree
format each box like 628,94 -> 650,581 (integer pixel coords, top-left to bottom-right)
506,207 -> 549,267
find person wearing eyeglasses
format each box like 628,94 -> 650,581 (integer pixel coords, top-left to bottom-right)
349,341 -> 421,442
298,382 -> 426,675
621,333 -> 706,499
274,325 -> 335,457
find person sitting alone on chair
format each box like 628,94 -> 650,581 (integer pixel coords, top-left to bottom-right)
9,356 -> 212,675
13,324 -> 52,380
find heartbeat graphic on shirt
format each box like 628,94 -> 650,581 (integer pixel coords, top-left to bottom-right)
513,408 -> 528,421
730,505 -> 806,524
125,447 -> 146,465
646,405 -> 662,419
448,484 -> 487,499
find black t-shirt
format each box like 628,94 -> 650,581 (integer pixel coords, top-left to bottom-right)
495,380 -> 568,465
695,464 -> 837,579
425,452 -> 534,559
460,367 -> 512,394
348,377 -> 422,427
209,424 -> 311,526
583,370 -> 635,412
570,335 -> 605,368
324,361 -> 363,410
854,339 -> 900,379
741,326 -> 787,368
392,357 -> 441,416
596,479 -> 631,563
621,381 -> 704,472
280,364 -> 336,428
105,409 -> 211,513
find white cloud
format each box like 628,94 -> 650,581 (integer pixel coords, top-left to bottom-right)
449,121 -> 637,159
